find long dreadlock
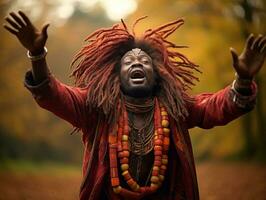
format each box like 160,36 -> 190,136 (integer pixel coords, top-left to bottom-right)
71,17 -> 199,122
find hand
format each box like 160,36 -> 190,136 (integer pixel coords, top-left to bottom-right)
230,34 -> 266,80
3,11 -> 49,55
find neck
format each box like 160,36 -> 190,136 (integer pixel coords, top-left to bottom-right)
124,95 -> 153,104
123,95 -> 154,113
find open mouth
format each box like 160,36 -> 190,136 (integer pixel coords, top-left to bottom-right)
130,69 -> 146,83
130,69 -> 145,79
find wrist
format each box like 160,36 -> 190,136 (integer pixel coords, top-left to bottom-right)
233,73 -> 253,96
27,47 -> 48,62
235,72 -> 253,81
235,73 -> 253,88
29,47 -> 45,56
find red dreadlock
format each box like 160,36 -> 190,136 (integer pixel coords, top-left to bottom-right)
71,17 -> 199,122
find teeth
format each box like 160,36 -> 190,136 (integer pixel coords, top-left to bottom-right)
132,78 -> 144,81
131,78 -> 145,83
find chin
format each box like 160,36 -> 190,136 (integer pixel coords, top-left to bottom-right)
121,85 -> 154,98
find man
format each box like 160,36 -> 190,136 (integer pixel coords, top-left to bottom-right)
4,11 -> 265,200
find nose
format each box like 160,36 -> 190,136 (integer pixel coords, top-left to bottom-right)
131,60 -> 143,68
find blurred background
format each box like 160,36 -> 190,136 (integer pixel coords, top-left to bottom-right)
0,0 -> 265,199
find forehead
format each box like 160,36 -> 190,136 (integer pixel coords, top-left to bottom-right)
122,48 -> 151,60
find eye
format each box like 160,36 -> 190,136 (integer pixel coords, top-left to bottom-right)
123,56 -> 134,65
124,60 -> 132,65
141,58 -> 150,65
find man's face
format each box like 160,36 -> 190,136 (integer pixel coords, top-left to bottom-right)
120,48 -> 156,98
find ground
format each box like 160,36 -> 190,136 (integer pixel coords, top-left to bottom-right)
0,162 -> 265,200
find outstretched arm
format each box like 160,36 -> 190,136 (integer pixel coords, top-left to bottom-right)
3,11 -> 89,128
4,11 -> 49,84
187,34 -> 265,129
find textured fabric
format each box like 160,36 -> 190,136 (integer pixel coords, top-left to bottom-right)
24,71 -> 257,200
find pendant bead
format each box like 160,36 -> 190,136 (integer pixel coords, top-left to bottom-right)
120,157 -> 129,164
161,111 -> 168,116
121,164 -> 129,171
122,150 -> 129,157
154,139 -> 163,146
113,186 -> 122,194
154,145 -> 163,151
161,165 -> 167,170
127,178 -> 135,186
163,128 -> 170,133
130,182 -> 139,191
160,168 -> 166,175
133,184 -> 140,191
122,135 -> 128,141
122,170 -> 131,180
151,176 -> 160,183
154,160 -> 162,166
154,155 -> 162,161
159,175 -> 165,181
154,150 -> 162,156
154,135 -> 163,140
151,183 -> 159,190
122,142 -> 129,150
162,119 -> 169,127
162,158 -> 168,165
111,177 -> 120,186
157,128 -> 163,135
118,151 -> 124,158
163,137 -> 170,146
152,170 -> 159,176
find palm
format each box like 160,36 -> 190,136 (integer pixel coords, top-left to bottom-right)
4,11 -> 49,54
230,34 -> 266,79
18,25 -> 45,52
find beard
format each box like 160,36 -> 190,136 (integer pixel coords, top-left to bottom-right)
120,83 -> 155,98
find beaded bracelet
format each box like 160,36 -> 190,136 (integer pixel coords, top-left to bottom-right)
27,47 -> 48,61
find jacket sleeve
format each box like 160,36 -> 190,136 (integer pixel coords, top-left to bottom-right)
24,71 -> 89,128
186,82 -> 257,129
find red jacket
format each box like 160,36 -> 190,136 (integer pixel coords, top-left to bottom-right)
25,72 -> 256,200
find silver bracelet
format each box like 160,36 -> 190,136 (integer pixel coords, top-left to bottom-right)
27,47 -> 48,61
231,80 -> 256,109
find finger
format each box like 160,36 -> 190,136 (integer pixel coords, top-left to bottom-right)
41,24 -> 50,38
252,34 -> 263,50
262,43 -> 266,54
3,24 -> 18,35
18,10 -> 32,25
258,36 -> 266,52
230,47 -> 239,68
5,17 -> 21,30
245,33 -> 255,50
10,12 -> 25,27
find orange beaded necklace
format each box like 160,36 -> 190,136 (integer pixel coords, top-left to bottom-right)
108,98 -> 170,196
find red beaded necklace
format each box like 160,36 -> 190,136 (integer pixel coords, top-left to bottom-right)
108,98 -> 170,196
